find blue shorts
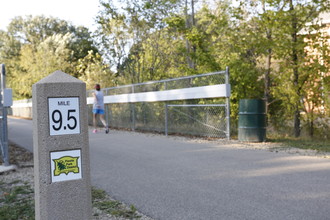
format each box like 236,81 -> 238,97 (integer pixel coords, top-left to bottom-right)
93,109 -> 105,114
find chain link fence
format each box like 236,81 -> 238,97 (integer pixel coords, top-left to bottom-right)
88,69 -> 230,139
166,104 -> 228,138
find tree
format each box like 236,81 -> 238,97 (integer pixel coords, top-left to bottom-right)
275,0 -> 329,137
232,0 -> 330,137
77,50 -> 115,90
96,0 -> 189,83
14,33 -> 73,97
249,0 -> 287,115
0,15 -> 98,99
299,16 -> 330,137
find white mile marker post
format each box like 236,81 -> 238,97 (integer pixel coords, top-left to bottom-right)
32,71 -> 92,220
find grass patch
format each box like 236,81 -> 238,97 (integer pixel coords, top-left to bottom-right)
0,180 -> 35,220
91,187 -> 141,219
0,182 -> 141,220
270,138 -> 330,152
91,186 -> 107,200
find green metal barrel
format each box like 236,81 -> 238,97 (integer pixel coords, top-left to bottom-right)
238,99 -> 266,142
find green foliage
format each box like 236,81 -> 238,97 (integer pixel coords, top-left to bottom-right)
228,0 -> 330,138
0,15 -> 99,99
164,15 -> 186,32
9,33 -> 73,98
96,0 -> 184,84
77,51 -> 115,89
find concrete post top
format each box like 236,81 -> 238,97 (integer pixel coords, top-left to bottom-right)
35,70 -> 83,85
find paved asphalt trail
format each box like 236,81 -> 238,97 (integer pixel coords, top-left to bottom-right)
8,117 -> 330,220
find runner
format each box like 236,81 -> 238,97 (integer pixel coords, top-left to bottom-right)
92,84 -> 109,134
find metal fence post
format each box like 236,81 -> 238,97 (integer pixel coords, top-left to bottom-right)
104,89 -> 109,127
225,66 -> 231,140
131,85 -> 135,131
164,81 -> 168,136
165,103 -> 168,136
0,64 -> 9,166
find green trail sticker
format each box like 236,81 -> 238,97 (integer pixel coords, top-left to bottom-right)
50,149 -> 82,183
53,156 -> 80,176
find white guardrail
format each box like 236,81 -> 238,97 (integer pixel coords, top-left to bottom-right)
87,84 -> 231,104
11,83 -> 231,118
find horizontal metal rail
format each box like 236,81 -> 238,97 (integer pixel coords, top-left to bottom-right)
167,104 -> 227,107
88,70 -> 227,94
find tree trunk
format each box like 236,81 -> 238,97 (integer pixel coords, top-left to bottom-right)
262,1 -> 272,117
294,105 -> 301,137
265,47 -> 272,115
184,0 -> 195,69
309,115 -> 314,138
190,0 -> 196,59
290,0 -> 301,137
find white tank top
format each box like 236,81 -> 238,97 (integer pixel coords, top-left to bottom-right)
93,91 -> 104,110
